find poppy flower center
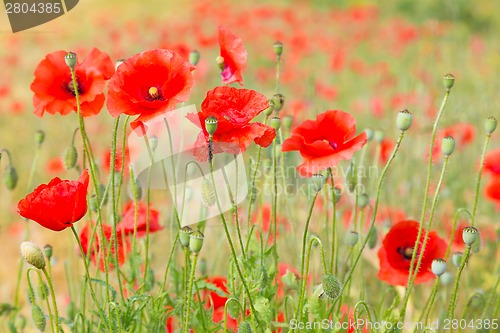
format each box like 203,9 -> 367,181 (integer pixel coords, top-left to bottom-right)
66,80 -> 82,96
323,139 -> 338,149
397,246 -> 414,260
145,86 -> 163,101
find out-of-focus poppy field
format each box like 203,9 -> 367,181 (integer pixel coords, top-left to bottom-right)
1,0 -> 500,332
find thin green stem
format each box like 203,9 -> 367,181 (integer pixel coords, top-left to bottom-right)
182,254 -> 198,333
471,134 -> 491,227
447,246 -> 472,330
328,169 -> 338,274
42,268 -> 60,332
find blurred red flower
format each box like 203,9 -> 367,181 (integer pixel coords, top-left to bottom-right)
377,220 -> 447,286
187,86 -> 275,161
117,202 -> 162,238
218,25 -> 247,85
430,123 -> 476,159
202,276 -> 230,310
107,49 -> 195,132
17,170 -> 89,231
46,157 -> 64,174
31,48 -> 114,117
282,110 -> 367,177
485,176 -> 500,209
484,148 -> 500,176
252,204 -> 290,244
103,147 -> 130,172
79,221 -> 130,271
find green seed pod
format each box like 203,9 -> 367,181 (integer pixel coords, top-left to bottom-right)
189,50 -> 200,66
179,226 -> 193,248
311,174 -> 325,193
471,235 -> 481,253
462,226 -> 479,246
365,128 -> 374,141
396,109 -> 413,132
373,130 -> 384,143
238,321 -> 253,333
189,230 -> 205,253
431,258 -> 447,277
128,178 -> 143,201
321,274 -> 342,300
3,166 -> 18,190
20,242 -> 45,270
468,290 -> 484,309
440,272 -> 453,285
198,258 -> 207,276
441,136 -> 455,157
273,41 -> 283,57
63,145 -> 78,170
367,227 -> 378,249
333,186 -> 342,204
149,135 -> 159,152
205,116 -> 218,136
31,304 -> 46,332
201,178 -> 216,207
452,252 -> 463,268
65,52 -> 77,69
346,231 -> 359,247
357,193 -> 369,209
283,115 -> 293,129
271,116 -> 281,131
43,245 -> 53,260
485,116 -> 497,135
443,73 -> 455,91
271,93 -> 285,112
34,130 -> 45,146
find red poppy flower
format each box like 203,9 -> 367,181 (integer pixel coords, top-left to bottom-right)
103,146 -> 130,172
377,220 -> 447,286
485,176 -> 500,209
117,202 -> 162,238
17,170 -> 89,231
218,26 -> 247,85
282,110 -> 367,177
202,276 -> 230,310
252,204 -> 290,244
79,221 -> 130,271
187,86 -> 275,161
484,148 -> 500,176
107,49 -> 195,131
31,48 -> 114,117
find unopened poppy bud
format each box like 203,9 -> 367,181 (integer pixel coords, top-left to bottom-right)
271,93 -> 285,112
264,101 -> 274,116
443,73 -> 455,91
346,231 -> 359,247
321,274 -> 342,300
374,130 -> 384,143
43,245 -> 53,260
462,226 -> 479,246
367,227 -> 378,249
34,130 -> 45,146
357,193 -> 369,209
31,304 -> 46,332
485,116 -> 497,135
283,115 -> 293,129
65,52 -> 77,70
148,135 -> 159,152
273,41 -> 283,57
441,136 -> 455,156
205,116 -> 218,136
431,258 -> 447,277
201,178 -> 216,207
198,258 -> 207,276
346,162 -> 356,193
216,56 -> 225,70
189,50 -> 200,66
63,145 -> 78,170
271,116 -> 281,130
452,252 -> 463,268
3,165 -> 18,190
128,178 -> 143,201
115,59 -> 125,71
238,321 -> 253,333
365,128 -> 374,141
396,109 -> 413,132
189,230 -> 204,253
440,272 -> 453,285
311,174 -> 325,193
468,290 -> 484,309
334,186 -> 342,203
179,226 -> 193,248
20,242 -> 45,270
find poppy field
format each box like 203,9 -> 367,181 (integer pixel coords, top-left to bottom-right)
1,0 -> 500,332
